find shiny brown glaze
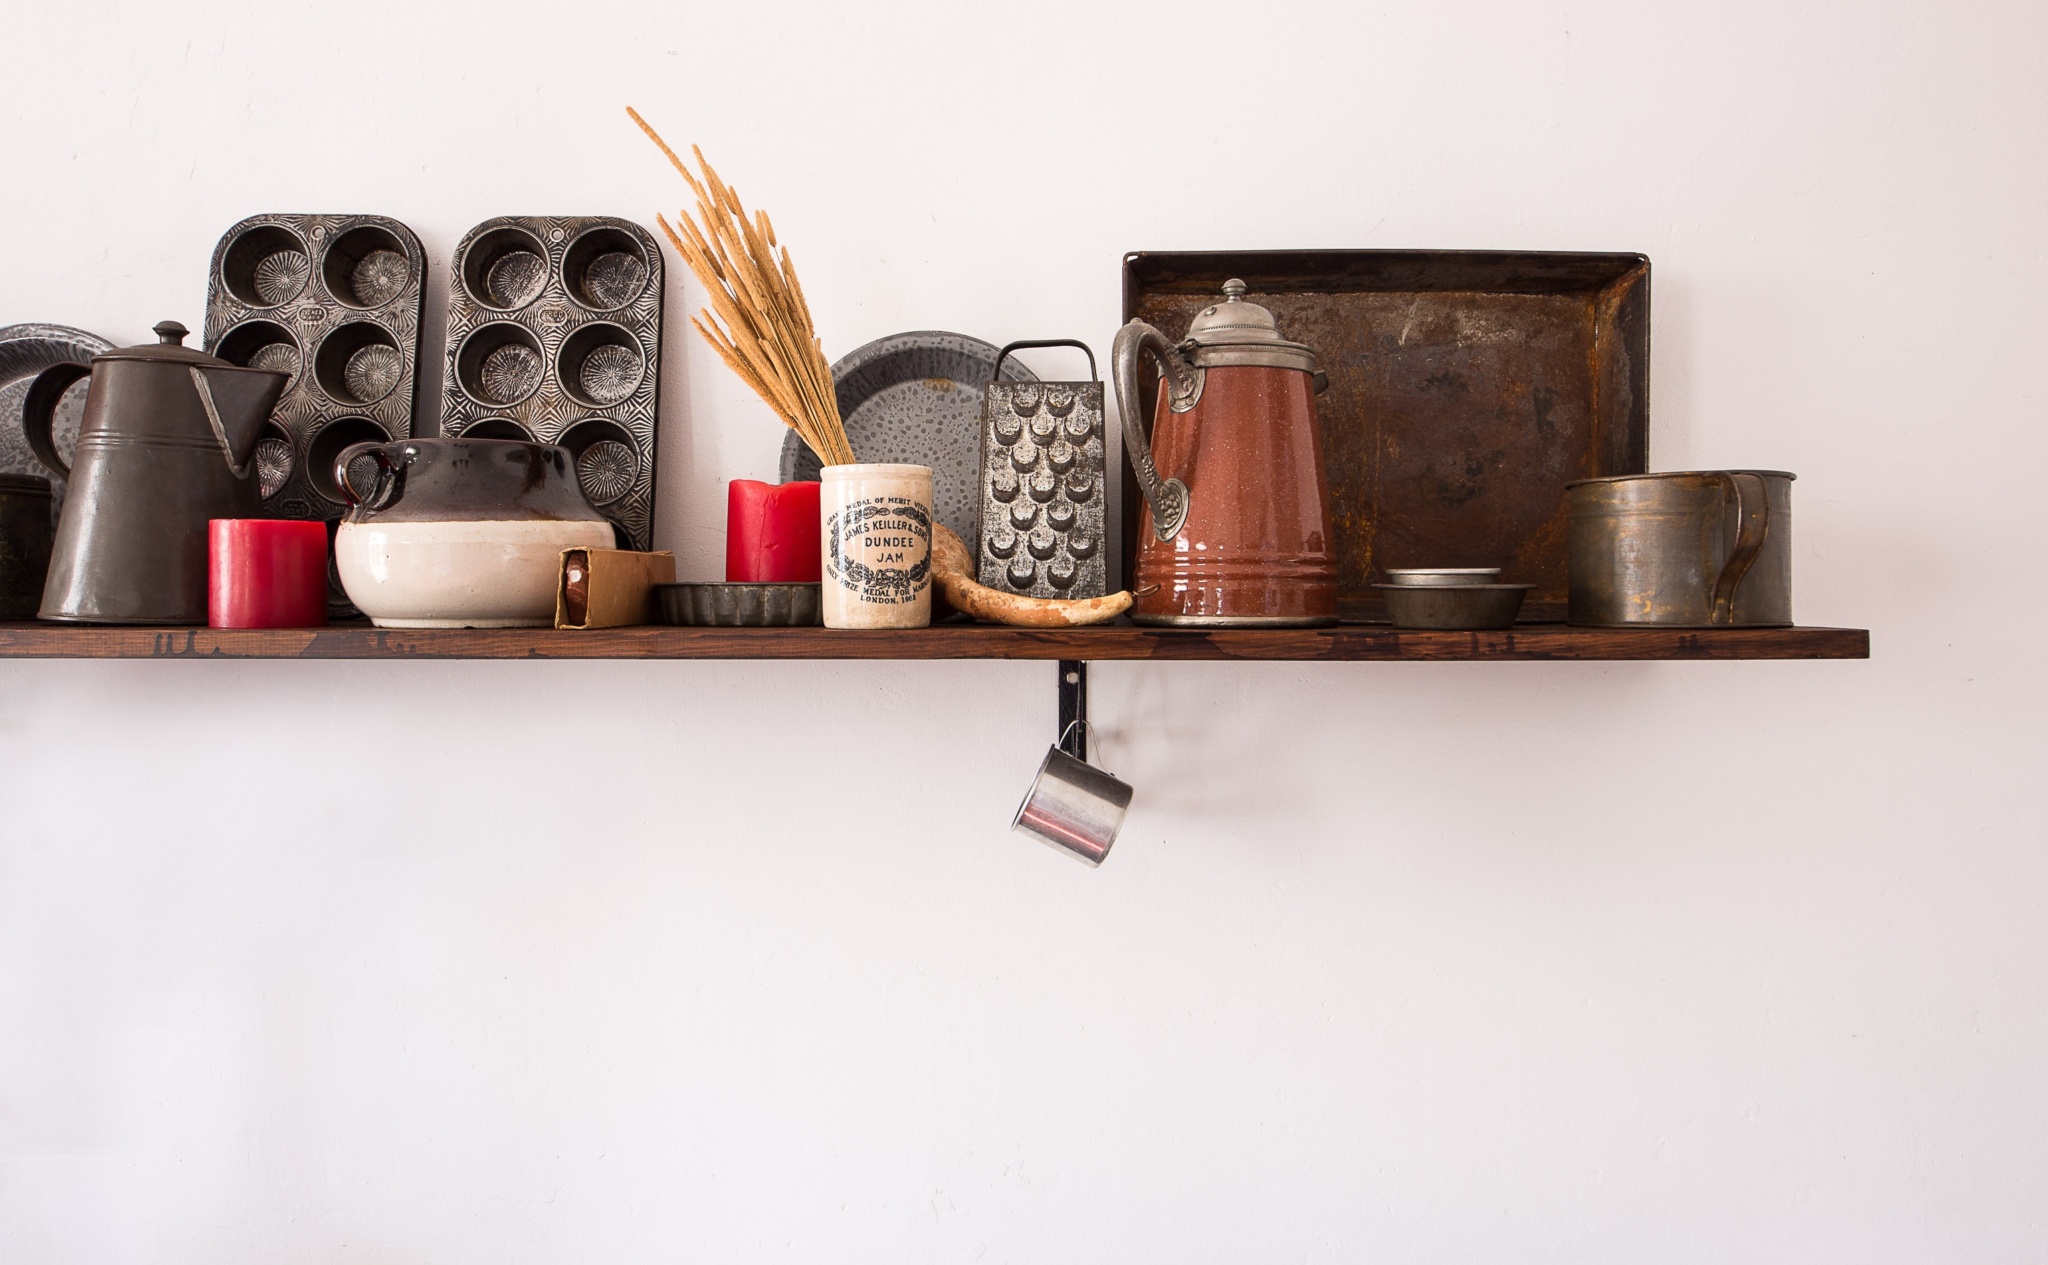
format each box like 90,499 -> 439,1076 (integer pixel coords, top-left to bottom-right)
1132,365 -> 1337,625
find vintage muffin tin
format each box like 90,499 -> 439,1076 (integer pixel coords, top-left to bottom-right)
439,216 -> 664,551
202,214 -> 427,521
975,340 -> 1108,600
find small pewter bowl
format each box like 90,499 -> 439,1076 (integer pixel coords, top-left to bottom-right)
1385,567 -> 1502,586
1375,583 -> 1532,630
657,582 -> 822,627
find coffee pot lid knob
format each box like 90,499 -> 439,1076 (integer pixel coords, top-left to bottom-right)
1184,278 -> 1287,346
154,320 -> 190,346
1175,278 -> 1320,373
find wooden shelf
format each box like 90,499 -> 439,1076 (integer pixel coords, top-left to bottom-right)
0,621 -> 1869,662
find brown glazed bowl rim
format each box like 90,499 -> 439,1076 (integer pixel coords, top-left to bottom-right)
1566,469 -> 1796,488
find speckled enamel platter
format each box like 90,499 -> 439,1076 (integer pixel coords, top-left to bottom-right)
779,331 -> 1037,548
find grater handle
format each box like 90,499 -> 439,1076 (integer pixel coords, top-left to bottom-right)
992,339 -> 1098,384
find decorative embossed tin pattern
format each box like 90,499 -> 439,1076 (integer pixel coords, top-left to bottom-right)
1122,251 -> 1650,622
780,331 -> 1037,549
204,215 -> 427,528
975,342 -> 1107,600
441,216 -> 664,552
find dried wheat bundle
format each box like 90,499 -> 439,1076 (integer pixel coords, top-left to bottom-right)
627,107 -> 855,467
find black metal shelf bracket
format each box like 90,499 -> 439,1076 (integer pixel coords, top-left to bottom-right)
1058,660 -> 1087,760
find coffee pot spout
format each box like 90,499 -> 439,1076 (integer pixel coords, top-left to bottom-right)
192,362 -> 287,471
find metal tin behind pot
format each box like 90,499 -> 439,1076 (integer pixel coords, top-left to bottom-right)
1566,470 -> 1793,627
0,473 -> 53,619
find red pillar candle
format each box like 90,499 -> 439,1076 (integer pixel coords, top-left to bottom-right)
726,479 -> 822,582
209,519 -> 330,628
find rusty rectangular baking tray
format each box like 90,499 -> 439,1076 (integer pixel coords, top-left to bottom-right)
1121,250 -> 1649,622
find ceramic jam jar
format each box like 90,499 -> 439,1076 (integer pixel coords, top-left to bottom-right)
332,438 -> 615,628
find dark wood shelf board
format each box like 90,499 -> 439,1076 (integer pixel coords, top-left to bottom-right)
0,621 -> 1870,662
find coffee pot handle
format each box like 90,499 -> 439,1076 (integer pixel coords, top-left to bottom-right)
21,363 -> 89,482
336,441 -> 406,511
1111,320 -> 1198,542
1709,472 -> 1771,624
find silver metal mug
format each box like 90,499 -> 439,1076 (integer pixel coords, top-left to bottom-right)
1566,470 -> 1794,627
1012,724 -> 1134,866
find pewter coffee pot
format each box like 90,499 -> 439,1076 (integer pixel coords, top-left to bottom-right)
23,321 -> 287,623
1113,280 -> 1339,626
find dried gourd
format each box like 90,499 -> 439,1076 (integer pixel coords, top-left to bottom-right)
930,523 -> 1135,627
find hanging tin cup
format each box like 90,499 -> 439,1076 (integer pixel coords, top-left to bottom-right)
1012,723 -> 1134,867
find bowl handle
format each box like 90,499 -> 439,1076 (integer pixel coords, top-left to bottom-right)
336,441 -> 405,511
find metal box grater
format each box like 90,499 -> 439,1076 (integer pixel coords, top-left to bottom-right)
975,340 -> 1107,600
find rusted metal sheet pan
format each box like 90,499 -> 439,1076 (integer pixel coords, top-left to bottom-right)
1121,250 -> 1650,622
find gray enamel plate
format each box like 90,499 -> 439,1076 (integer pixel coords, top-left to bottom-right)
0,324 -> 114,511
779,331 -> 1037,547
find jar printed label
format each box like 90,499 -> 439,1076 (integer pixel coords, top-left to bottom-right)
825,496 -> 931,605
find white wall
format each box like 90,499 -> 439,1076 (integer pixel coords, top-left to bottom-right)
3,1 -> 2043,1260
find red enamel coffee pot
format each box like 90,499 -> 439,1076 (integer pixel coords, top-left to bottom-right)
1112,279 -> 1338,626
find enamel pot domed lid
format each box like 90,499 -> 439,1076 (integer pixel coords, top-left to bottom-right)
1178,280 -> 1318,373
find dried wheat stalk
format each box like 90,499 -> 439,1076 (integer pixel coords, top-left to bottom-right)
627,107 -> 856,467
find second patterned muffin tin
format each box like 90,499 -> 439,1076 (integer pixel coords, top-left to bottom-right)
440,215 -> 664,551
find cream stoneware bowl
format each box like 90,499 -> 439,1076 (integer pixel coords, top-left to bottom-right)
329,438 -> 615,628
336,518 -> 614,628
